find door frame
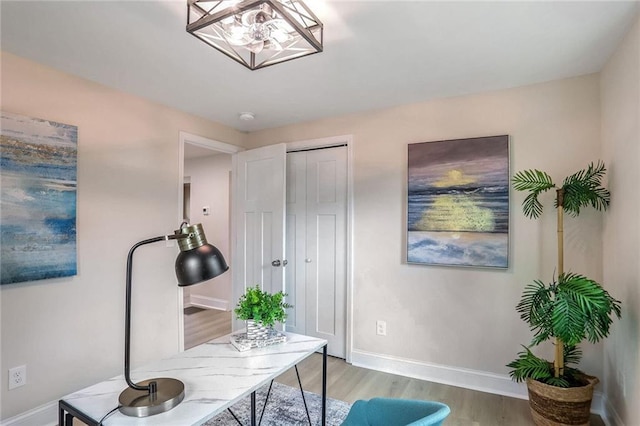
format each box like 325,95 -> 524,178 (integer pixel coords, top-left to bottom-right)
286,135 -> 354,363
177,131 -> 243,352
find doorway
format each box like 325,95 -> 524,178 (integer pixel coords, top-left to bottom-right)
178,132 -> 242,350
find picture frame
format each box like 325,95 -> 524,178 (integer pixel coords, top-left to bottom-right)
1,112 -> 78,284
407,135 -> 509,268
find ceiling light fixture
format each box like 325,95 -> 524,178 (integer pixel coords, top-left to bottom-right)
187,0 -> 323,70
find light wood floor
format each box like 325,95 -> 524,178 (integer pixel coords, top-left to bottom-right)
184,307 -> 232,349
184,308 -> 606,425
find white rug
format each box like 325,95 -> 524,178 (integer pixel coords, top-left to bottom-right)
203,381 -> 350,426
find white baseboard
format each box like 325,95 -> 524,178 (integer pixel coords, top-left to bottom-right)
189,294 -> 229,311
602,395 -> 625,426
350,349 -> 605,417
0,401 -> 56,426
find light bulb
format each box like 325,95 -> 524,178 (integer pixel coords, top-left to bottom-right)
249,23 -> 270,42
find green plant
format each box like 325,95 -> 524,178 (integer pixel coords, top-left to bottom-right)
507,161 -> 621,387
234,285 -> 292,328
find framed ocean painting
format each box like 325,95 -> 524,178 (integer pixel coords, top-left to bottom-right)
1,112 -> 78,284
407,135 -> 509,268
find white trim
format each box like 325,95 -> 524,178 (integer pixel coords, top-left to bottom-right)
346,137 -> 355,364
602,395 -> 624,426
189,294 -> 230,311
592,390 -> 605,418
0,401 -> 56,426
286,135 -> 351,152
351,349 -> 605,416
179,131 -> 243,155
351,349 -> 527,399
177,132 -> 243,352
285,135 -> 354,363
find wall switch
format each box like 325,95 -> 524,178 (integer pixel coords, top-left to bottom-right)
203,206 -> 210,216
376,320 -> 387,336
8,365 -> 26,390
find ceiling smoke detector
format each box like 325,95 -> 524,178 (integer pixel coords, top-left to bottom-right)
239,112 -> 255,121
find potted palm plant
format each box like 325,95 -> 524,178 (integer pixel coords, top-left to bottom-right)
235,285 -> 292,339
507,161 -> 621,426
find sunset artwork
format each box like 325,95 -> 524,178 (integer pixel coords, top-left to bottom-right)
407,136 -> 509,268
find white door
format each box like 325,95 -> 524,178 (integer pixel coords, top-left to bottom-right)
285,146 -> 347,358
231,144 -> 287,331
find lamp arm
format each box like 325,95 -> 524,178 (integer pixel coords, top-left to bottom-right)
124,233 -> 187,393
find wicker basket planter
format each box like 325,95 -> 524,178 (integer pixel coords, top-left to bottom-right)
526,376 -> 599,426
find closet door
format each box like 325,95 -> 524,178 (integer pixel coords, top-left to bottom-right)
285,152 -> 307,335
286,146 -> 347,358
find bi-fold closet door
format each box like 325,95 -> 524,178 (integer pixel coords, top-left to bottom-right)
285,146 -> 347,358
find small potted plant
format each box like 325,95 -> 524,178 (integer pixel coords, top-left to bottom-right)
507,161 -> 621,425
235,285 -> 292,339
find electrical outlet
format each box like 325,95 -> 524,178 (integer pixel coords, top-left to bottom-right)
8,365 -> 26,390
376,320 -> 387,336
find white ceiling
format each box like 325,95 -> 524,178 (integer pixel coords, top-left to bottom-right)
1,1 -> 638,133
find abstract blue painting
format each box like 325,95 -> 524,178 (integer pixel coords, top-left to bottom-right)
1,112 -> 78,284
407,135 -> 509,268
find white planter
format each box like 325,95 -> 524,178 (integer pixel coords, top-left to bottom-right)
246,319 -> 270,340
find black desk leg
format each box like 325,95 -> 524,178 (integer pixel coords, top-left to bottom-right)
322,344 -> 327,426
251,390 -> 256,426
59,400 -> 99,426
58,403 -> 64,426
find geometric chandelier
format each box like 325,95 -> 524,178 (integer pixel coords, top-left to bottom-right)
186,0 -> 323,70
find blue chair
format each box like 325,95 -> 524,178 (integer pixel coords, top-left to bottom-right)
341,398 -> 450,426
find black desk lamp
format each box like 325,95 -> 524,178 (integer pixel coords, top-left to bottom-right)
119,222 -> 229,417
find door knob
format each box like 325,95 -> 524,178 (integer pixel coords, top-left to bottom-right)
271,260 -> 281,267
305,258 -> 312,263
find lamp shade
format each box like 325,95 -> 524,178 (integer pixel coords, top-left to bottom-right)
174,223 -> 228,286
176,243 -> 228,286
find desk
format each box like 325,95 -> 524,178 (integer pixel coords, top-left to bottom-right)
59,332 -> 327,426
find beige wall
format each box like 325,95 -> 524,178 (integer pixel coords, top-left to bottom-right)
2,30 -> 634,422
601,13 -> 640,426
0,51 -> 245,420
247,75 -> 606,378
184,154 -> 233,307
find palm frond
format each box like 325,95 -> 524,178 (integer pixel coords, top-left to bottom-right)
507,346 -> 553,383
522,193 -> 544,219
563,345 -> 583,366
561,161 -> 611,216
513,169 -> 555,192
512,169 -> 555,219
546,376 -> 571,388
516,280 -> 555,345
553,273 -> 622,345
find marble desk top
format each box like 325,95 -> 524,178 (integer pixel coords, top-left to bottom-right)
60,332 -> 327,426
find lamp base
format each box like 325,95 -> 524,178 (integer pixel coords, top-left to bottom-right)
118,378 -> 185,417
